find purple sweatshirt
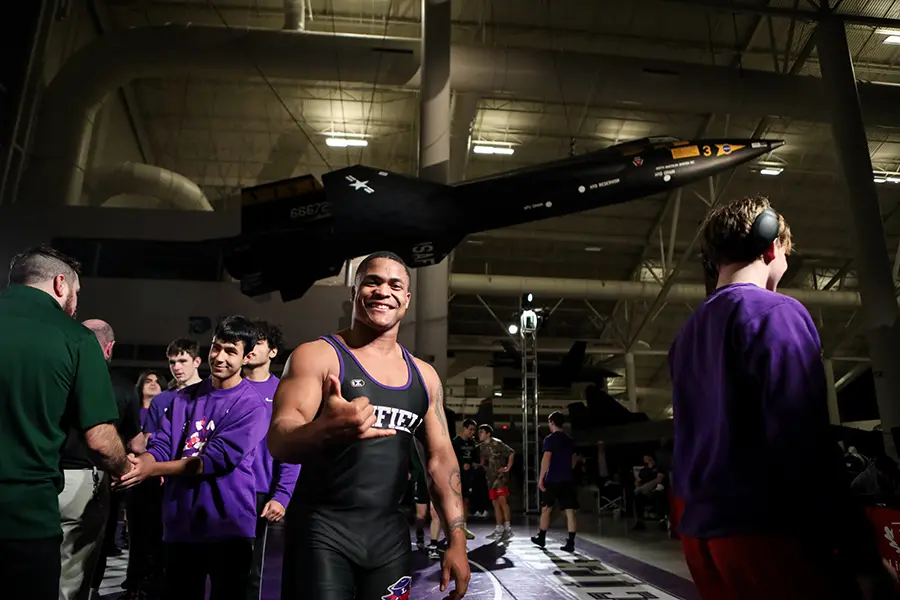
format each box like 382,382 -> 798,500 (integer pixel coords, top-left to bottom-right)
146,378 -> 268,543
144,390 -> 176,435
669,284 -> 879,568
246,375 -> 300,507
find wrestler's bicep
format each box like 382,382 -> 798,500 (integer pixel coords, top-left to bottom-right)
272,341 -> 337,425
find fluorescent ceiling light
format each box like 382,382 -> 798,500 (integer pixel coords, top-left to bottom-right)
876,28 -> 900,36
584,246 -> 603,252
875,177 -> 887,183
473,144 -> 515,155
759,167 -> 783,176
326,137 -> 367,148
889,177 -> 900,184
884,35 -> 900,45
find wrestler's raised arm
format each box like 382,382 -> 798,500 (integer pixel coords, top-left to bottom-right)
268,339 -> 395,464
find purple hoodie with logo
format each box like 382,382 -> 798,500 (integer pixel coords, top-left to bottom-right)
146,378 -> 268,542
246,375 -> 300,507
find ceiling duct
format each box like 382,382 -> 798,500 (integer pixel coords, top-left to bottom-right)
22,24 -> 900,207
449,273 -> 865,309
22,26 -> 420,208
283,0 -> 306,30
84,162 -> 213,211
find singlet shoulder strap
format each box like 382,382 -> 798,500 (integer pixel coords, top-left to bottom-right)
318,335 -> 345,382
400,345 -> 431,402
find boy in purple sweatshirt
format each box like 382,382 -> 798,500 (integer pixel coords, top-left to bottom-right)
241,320 -> 299,600
117,316 -> 268,600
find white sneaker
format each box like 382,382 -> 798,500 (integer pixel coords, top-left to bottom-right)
487,527 -> 504,539
501,527 -> 514,540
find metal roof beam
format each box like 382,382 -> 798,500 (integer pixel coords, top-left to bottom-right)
659,0 -> 900,29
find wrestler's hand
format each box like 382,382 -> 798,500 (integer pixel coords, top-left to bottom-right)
320,375 -> 397,441
440,537 -> 470,599
113,453 -> 155,490
261,499 -> 286,522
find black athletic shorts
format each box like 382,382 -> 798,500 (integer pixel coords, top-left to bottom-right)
413,474 -> 429,505
541,481 -> 579,510
283,508 -> 412,600
460,467 -> 474,499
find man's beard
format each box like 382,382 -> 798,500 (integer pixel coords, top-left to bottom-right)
63,294 -> 77,318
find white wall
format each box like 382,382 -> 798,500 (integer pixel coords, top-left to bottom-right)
41,0 -> 148,204
77,278 -> 352,347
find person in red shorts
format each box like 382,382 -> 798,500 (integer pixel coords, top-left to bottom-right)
669,195 -> 896,600
477,425 -> 515,541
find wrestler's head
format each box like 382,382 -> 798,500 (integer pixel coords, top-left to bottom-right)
351,251 -> 412,333
700,195 -> 792,292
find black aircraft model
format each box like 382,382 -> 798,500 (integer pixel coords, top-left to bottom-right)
225,135 -> 784,300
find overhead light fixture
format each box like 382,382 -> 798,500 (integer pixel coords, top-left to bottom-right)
472,143 -> 515,156
584,246 -> 603,252
493,390 -> 502,397
875,177 -> 887,183
507,323 -> 519,335
326,137 -> 368,148
759,167 -> 783,176
875,29 -> 900,43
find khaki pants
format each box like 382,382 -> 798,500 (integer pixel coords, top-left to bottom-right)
59,468 -> 109,600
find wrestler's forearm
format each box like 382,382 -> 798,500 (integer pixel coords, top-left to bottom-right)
268,417 -> 329,464
429,455 -> 467,543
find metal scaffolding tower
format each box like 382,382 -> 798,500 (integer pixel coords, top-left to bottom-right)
520,306 -> 541,514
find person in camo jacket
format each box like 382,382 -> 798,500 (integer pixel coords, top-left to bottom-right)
477,425 -> 515,541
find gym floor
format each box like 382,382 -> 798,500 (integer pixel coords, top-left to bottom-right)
96,515 -> 695,599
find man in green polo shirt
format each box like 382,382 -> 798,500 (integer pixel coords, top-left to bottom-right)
0,245 -> 130,600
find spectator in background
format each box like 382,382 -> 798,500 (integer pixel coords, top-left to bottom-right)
136,371 -> 166,434
242,320 -> 300,600
59,319 -> 144,600
92,369 -> 167,597
0,245 -> 129,600
118,316 -> 268,598
120,339 -> 202,600
670,197 -> 894,599
632,454 -> 666,531
532,412 -> 579,552
452,418 -> 479,533
478,424 -> 515,541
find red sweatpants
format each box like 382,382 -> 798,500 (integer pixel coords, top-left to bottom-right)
681,534 -> 859,600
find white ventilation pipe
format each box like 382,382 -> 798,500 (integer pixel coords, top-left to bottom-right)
22,26 -> 420,207
84,162 -> 213,211
283,0 -> 306,30
449,273 -> 865,309
24,25 -> 900,207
